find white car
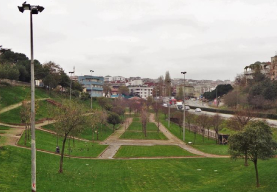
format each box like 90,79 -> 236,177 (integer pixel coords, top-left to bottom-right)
185,106 -> 190,110
195,108 -> 201,112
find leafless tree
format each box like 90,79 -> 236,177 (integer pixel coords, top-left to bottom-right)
196,114 -> 211,142
54,100 -> 88,173
211,114 -> 224,144
141,106 -> 148,137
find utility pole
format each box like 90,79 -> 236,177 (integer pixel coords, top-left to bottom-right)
181,71 -> 187,142
167,80 -> 171,128
90,70 -> 94,109
69,71 -> 74,100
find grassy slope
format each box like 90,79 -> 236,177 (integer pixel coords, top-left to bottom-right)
18,130 -> 107,157
0,100 -> 53,124
0,86 -> 50,108
1,146 -> 277,192
114,145 -> 198,158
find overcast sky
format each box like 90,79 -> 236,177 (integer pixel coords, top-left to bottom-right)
1,0 -> 277,80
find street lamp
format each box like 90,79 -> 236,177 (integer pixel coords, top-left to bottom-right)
167,80 -> 171,128
18,2 -> 44,192
69,71 -> 74,100
90,70 -> 94,109
181,71 -> 187,142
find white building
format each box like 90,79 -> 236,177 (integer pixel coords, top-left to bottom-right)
128,86 -> 153,99
126,79 -> 143,86
112,76 -> 125,81
104,75 -> 112,82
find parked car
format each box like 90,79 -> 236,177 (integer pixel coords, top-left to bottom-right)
195,108 -> 201,112
185,106 -> 190,110
163,103 -> 168,107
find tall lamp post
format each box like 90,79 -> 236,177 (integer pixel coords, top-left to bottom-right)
90,70 -> 94,109
167,80 -> 171,128
69,71 -> 74,100
18,2 -> 44,192
181,71 -> 187,142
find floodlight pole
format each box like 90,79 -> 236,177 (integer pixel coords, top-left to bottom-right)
30,10 -> 36,192
18,2 -> 44,191
90,70 -> 94,109
167,80 -> 171,128
69,72 -> 74,100
181,71 -> 187,142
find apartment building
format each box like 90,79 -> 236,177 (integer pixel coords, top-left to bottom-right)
128,86 -> 153,99
271,55 -> 277,80
78,75 -> 104,97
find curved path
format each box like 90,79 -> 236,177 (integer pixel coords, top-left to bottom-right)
1,102 -> 229,159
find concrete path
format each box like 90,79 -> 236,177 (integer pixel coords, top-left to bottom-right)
0,98 -> 50,114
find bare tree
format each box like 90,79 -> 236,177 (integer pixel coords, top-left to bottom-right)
191,125 -> 198,144
227,109 -> 255,131
211,114 -> 223,144
54,100 -> 88,173
141,106 -> 148,137
185,111 -> 194,132
20,100 -> 30,145
196,114 -> 211,142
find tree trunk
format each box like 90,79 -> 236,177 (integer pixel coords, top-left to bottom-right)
194,133 -> 196,144
24,123 -> 27,145
59,136 -> 67,173
254,159 -> 260,187
244,151 -> 248,166
207,128 -> 210,140
215,131 -> 218,144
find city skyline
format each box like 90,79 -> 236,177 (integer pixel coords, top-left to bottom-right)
1,0 -> 277,80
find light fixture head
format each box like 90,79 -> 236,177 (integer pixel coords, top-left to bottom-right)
18,6 -> 24,13
181,71 -> 187,74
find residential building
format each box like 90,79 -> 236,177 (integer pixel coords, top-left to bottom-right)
78,75 -> 104,97
244,62 -> 270,80
270,55 -> 277,80
104,75 -> 112,82
128,86 -> 153,99
112,76 -> 125,81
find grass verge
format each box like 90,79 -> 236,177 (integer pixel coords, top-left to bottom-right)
114,145 -> 198,158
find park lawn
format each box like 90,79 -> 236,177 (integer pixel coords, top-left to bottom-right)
159,114 -> 229,155
42,123 -> 117,141
0,125 -> 10,134
128,121 -> 159,131
0,100 -> 53,124
1,146 -> 277,192
114,145 -> 198,158
132,116 -> 140,122
0,85 -> 50,108
18,129 -> 107,157
120,131 -> 167,140
0,125 -> 10,130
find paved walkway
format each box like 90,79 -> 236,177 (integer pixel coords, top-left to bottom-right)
98,114 -> 229,159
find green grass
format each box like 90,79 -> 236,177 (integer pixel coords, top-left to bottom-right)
42,123 -> 116,141
159,113 -> 229,155
0,125 -> 10,130
114,145 -> 198,158
127,121 -> 159,131
0,86 -> 50,108
0,100 -> 53,124
1,146 -> 277,192
120,131 -> 167,140
18,129 -> 107,157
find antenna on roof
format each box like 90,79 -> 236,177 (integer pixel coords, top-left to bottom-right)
73,66 -> 75,73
